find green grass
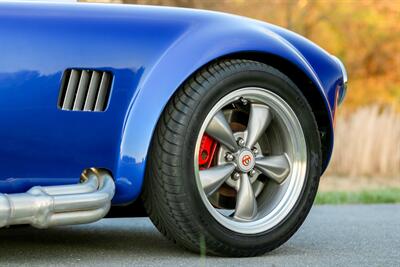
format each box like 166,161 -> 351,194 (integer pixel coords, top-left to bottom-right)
315,188 -> 400,205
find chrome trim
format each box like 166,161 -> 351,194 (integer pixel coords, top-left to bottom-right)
58,69 -> 112,112
0,168 -> 115,228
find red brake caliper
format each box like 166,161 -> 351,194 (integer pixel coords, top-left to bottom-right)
198,134 -> 218,169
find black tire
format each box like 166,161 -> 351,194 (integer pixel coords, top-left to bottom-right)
142,59 -> 321,256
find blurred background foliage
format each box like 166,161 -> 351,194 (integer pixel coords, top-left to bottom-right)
82,0 -> 400,182
84,0 -> 400,109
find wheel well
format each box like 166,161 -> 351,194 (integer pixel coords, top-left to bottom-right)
219,52 -> 333,171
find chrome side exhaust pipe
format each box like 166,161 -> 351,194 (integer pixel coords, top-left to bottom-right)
0,168 -> 115,228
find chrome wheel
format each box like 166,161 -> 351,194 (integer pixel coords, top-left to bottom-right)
195,87 -> 307,234
145,59 -> 321,256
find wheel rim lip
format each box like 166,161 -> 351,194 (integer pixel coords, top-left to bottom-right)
194,87 -> 307,234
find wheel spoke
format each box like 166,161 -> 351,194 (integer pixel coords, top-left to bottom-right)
255,154 -> 291,184
206,111 -> 238,152
199,163 -> 235,196
234,173 -> 258,221
245,104 -> 272,149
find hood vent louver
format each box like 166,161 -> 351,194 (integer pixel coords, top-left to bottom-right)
58,69 -> 112,112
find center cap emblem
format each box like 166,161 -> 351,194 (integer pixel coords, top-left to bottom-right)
242,155 -> 252,166
237,150 -> 255,172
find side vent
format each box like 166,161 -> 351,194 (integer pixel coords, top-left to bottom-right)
58,69 -> 112,112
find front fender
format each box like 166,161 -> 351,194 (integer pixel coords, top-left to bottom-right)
115,20 -> 334,203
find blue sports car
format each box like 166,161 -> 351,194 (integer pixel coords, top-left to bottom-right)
0,0 -> 347,256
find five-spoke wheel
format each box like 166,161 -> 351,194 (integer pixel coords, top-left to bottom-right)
195,88 -> 307,233
144,59 -> 321,256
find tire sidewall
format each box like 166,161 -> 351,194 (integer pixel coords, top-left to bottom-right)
181,66 -> 321,251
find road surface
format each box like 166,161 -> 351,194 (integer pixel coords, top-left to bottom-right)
0,204 -> 398,266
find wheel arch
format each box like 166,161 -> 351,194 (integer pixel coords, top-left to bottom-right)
113,27 -> 334,204
219,52 -> 333,173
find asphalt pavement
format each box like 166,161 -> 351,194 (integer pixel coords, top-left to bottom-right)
0,204 -> 398,266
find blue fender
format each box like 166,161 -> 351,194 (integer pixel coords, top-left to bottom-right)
115,19 -> 335,203
0,3 -> 341,204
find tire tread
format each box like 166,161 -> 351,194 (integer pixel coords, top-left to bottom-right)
142,59 -> 321,256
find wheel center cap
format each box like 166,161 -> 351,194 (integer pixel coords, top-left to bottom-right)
237,149 -> 255,172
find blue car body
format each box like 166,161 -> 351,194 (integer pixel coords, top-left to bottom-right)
0,2 -> 345,205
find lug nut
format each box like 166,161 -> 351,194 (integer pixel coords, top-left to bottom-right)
240,97 -> 248,105
232,172 -> 240,181
249,169 -> 257,177
225,152 -> 234,162
237,137 -> 245,147
252,147 -> 259,155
